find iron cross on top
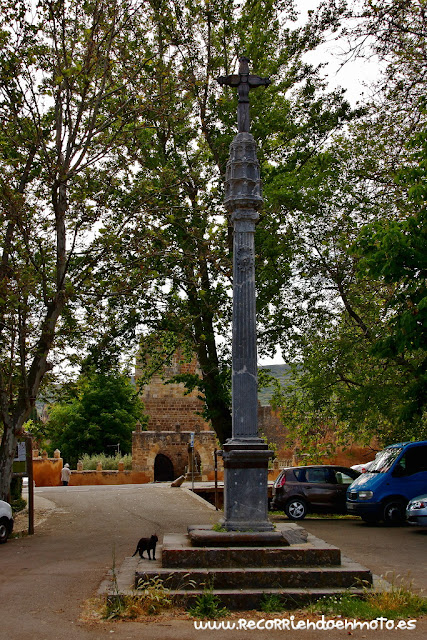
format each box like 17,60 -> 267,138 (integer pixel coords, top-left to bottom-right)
217,56 -> 270,133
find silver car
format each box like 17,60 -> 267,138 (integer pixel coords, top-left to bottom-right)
0,500 -> 14,543
406,494 -> 427,526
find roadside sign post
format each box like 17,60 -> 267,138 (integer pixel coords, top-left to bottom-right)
190,431 -> 195,493
26,437 -> 34,535
12,435 -> 34,535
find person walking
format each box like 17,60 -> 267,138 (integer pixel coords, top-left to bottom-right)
61,463 -> 71,486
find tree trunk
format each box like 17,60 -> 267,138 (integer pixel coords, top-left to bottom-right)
190,255 -> 233,444
0,418 -> 17,501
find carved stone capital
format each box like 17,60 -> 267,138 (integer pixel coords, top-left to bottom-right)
224,133 -> 263,213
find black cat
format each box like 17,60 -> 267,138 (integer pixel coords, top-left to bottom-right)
132,534 -> 158,560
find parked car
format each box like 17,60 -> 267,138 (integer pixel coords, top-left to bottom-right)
406,494 -> 427,526
0,500 -> 14,543
346,440 -> 427,525
271,465 -> 361,520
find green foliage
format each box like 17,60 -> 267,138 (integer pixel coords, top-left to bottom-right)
188,586 -> 230,619
269,1 -> 427,451
10,476 -> 27,513
11,497 -> 27,515
259,593 -> 285,613
0,0 -> 160,499
47,372 -> 145,466
3,0 -> 423,498
354,115 -> 427,426
308,583 -> 427,621
10,476 -> 22,501
79,453 -> 132,471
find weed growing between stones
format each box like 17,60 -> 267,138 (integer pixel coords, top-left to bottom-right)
260,593 -> 285,613
188,585 -> 230,619
135,577 -> 173,615
103,578 -> 173,620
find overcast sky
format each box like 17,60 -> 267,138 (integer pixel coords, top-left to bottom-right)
295,0 -> 380,106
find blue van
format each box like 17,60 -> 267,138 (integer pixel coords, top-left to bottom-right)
346,440 -> 427,524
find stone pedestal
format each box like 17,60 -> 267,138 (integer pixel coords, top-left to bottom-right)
222,442 -> 273,531
130,524 -> 374,610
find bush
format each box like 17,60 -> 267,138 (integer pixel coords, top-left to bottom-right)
10,476 -> 23,501
79,453 -> 132,471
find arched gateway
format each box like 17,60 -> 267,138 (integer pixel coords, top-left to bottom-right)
154,453 -> 174,481
132,425 -> 218,482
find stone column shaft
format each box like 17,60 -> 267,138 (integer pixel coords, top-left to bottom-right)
232,214 -> 258,440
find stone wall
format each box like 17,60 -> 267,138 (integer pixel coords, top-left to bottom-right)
258,404 -> 289,451
32,449 -> 63,487
132,424 -> 219,482
136,349 -> 211,432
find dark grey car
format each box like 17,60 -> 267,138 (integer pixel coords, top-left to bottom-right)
271,465 -> 360,520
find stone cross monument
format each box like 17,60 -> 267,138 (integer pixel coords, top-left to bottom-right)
217,57 -> 273,531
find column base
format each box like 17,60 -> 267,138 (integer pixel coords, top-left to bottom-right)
222,441 -> 274,532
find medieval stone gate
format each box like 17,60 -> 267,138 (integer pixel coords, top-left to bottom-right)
132,350 -> 218,482
132,423 -> 218,482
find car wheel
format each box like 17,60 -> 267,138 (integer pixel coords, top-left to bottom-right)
285,497 -> 307,520
383,499 -> 406,525
0,517 -> 10,543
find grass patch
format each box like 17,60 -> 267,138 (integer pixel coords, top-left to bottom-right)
103,578 -> 173,620
309,581 -> 427,621
269,510 -> 358,520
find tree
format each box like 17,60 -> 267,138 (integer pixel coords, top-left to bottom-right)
0,0 -> 157,499
269,0 -> 427,449
0,0 -> 362,500
354,116 -> 427,426
105,0 -> 358,443
47,370 -> 144,466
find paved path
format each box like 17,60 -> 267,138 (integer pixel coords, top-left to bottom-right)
1,485 -> 426,640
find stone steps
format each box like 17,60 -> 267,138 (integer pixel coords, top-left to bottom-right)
166,586 -> 368,610
136,560 -> 372,590
100,523 -> 381,611
129,526 -> 375,609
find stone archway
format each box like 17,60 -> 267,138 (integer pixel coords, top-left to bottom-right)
154,453 -> 175,481
132,428 -> 218,482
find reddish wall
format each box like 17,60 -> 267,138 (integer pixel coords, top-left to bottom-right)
32,456 -> 151,487
69,470 -> 150,486
278,442 -> 379,469
33,457 -> 62,487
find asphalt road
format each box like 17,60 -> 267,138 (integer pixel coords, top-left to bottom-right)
301,516 -> 427,595
1,484 -> 426,640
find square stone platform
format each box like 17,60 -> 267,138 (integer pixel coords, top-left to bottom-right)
119,523 -> 377,609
